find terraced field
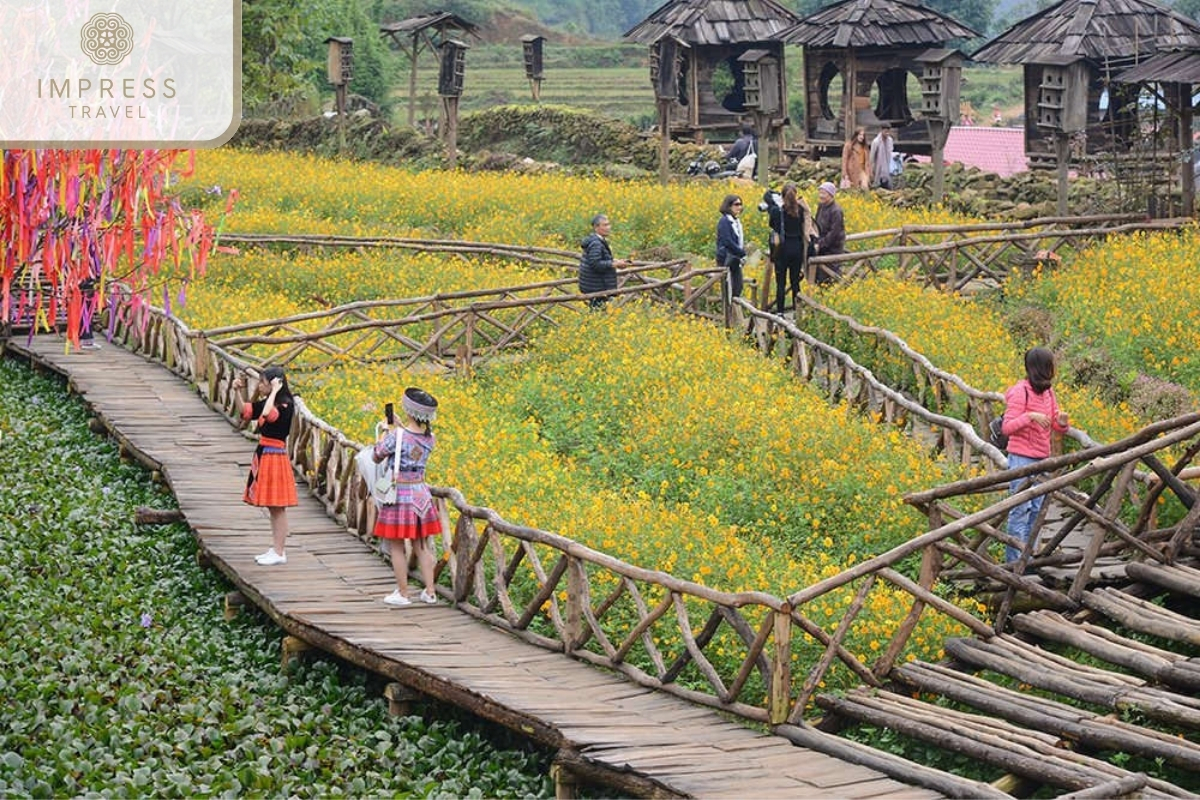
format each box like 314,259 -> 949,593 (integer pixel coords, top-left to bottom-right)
393,65 -> 655,124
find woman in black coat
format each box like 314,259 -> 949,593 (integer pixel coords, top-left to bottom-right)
766,182 -> 812,313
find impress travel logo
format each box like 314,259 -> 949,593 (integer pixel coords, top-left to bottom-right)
2,1 -> 240,147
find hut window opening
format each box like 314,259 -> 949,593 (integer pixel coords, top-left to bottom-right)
871,67 -> 917,124
712,58 -> 747,113
818,61 -> 844,120
1096,82 -> 1138,150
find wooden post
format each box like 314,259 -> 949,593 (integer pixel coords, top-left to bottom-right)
443,96 -> 459,168
1055,133 -> 1070,216
281,635 -> 313,671
929,118 -> 948,203
408,34 -> 419,127
335,84 -> 347,154
1179,82 -> 1195,217
550,763 -> 578,800
224,591 -> 246,621
192,333 -> 209,384
769,603 -> 792,725
452,514 -> 477,603
657,97 -> 672,187
565,558 -> 586,654
384,682 -> 421,716
754,111 -> 771,190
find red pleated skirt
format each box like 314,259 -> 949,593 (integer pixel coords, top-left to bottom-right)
243,437 -> 298,508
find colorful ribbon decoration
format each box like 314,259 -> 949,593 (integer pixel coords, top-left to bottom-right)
0,149 -> 224,349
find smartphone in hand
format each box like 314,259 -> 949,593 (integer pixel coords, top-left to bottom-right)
385,402 -> 395,425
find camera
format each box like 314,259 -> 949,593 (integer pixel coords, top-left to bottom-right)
757,188 -> 782,213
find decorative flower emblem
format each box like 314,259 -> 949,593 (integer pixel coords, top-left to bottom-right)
80,13 -> 134,66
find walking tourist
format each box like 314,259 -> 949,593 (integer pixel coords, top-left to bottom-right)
1000,347 -> 1069,564
373,387 -> 442,607
813,182 -> 845,285
716,194 -> 747,300
841,127 -> 870,191
766,182 -> 813,313
235,366 -> 298,566
869,125 -> 895,189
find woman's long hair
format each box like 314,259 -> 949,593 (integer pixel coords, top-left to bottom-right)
1024,347 -> 1056,394
782,183 -> 801,218
719,194 -> 742,216
260,366 -> 293,403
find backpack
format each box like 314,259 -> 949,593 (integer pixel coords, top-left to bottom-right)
989,386 -> 1030,453
988,417 -> 1008,452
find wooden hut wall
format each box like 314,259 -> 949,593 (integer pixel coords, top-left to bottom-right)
674,42 -> 786,137
804,46 -> 937,154
1022,57 -> 1157,165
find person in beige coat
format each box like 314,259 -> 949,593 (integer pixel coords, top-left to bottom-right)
841,127 -> 870,190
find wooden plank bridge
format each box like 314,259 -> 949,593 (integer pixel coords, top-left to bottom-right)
5,334 -> 944,799
12,214 -> 1200,796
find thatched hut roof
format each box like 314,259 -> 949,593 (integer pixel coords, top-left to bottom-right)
624,0 -> 800,45
1116,49 -> 1200,82
780,0 -> 978,48
972,0 -> 1200,64
380,12 -> 480,40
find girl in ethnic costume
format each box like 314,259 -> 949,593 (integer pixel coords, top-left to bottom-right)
234,366 -> 298,566
374,387 -> 441,607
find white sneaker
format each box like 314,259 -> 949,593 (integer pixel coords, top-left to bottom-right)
255,548 -> 287,566
383,590 -> 411,607
418,589 -> 437,605
81,341 -> 102,350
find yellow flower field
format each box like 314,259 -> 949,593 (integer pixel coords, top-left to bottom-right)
179,149 -> 973,259
818,273 -> 1141,446
300,302 -> 970,691
1019,228 -> 1200,394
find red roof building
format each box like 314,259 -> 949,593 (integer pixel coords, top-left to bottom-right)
912,125 -> 1028,177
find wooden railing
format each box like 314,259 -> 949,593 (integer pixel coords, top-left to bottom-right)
809,215 -> 1186,289
105,299 -> 1200,733
734,297 -> 1006,470
195,260 -> 724,373
781,294 -> 1100,456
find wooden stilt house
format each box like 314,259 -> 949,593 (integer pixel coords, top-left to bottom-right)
972,0 -> 1200,167
381,12 -> 481,128
1112,51 -> 1200,216
779,0 -> 978,156
623,0 -> 801,145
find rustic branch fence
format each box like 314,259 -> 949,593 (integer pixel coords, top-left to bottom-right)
195,260 -> 723,373
86,219 -> 1200,794
808,214 -> 1186,289
105,297 -> 1200,735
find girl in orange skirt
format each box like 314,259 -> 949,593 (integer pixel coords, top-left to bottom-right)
234,366 -> 298,566
373,387 -> 440,606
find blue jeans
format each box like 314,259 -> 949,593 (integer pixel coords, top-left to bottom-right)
1006,453 -> 1044,563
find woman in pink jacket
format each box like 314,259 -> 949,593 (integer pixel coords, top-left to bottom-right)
1001,347 -> 1069,563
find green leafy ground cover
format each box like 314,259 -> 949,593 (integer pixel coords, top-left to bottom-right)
0,356 -> 552,797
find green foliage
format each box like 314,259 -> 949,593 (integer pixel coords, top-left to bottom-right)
0,358 -> 552,797
243,0 -> 396,115
242,0 -> 332,112
333,0 -> 397,108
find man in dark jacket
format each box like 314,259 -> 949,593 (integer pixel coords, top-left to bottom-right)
725,124 -> 758,179
578,214 -> 629,309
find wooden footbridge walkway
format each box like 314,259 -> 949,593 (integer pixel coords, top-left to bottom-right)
6,334 -> 948,799
10,215 -> 1200,797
